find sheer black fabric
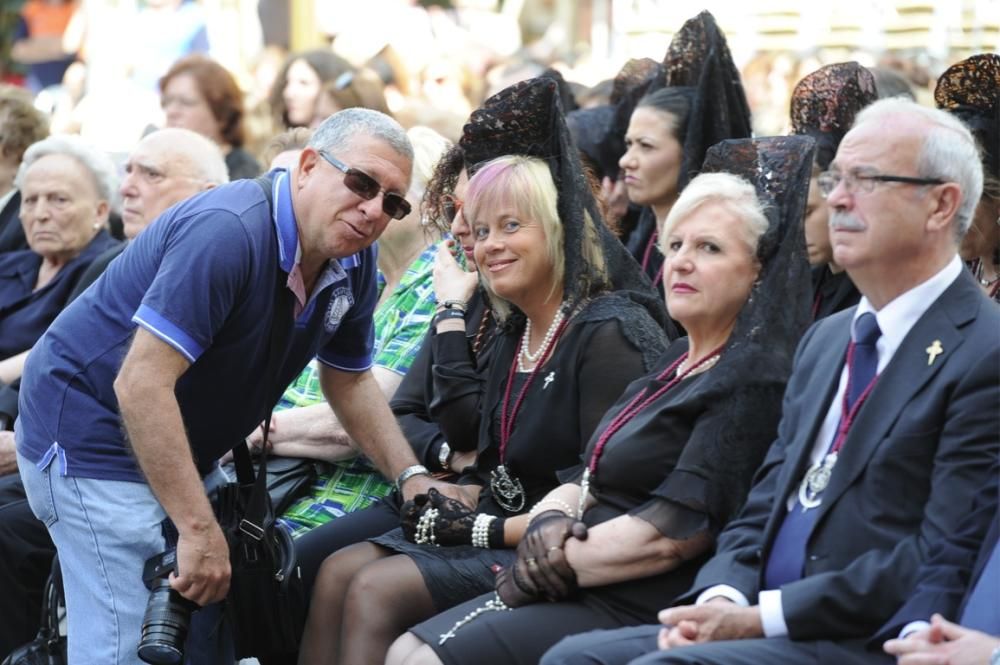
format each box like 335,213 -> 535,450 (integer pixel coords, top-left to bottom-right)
699,136 -> 814,375
603,58 -> 663,182
567,105 -> 617,181
390,291 -> 498,468
541,67 -> 580,114
790,62 -> 878,170
659,10 -> 753,191
934,53 -> 1000,179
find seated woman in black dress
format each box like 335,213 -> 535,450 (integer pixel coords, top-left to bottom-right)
386,136 -> 815,665
0,135 -> 119,394
297,78 -> 670,665
789,62 -> 877,320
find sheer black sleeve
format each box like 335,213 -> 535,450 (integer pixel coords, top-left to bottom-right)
575,320 -> 649,445
630,380 -> 786,540
430,329 -> 488,453
390,330 -> 447,469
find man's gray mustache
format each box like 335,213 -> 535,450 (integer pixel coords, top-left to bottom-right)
829,213 -> 866,231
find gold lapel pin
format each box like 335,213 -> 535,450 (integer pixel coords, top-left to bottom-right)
926,340 -> 944,366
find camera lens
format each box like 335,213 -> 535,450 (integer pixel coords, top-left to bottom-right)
138,578 -> 195,665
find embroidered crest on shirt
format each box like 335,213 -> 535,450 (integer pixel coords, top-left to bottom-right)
325,286 -> 354,332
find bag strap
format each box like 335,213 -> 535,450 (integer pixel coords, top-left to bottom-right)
234,174 -> 294,540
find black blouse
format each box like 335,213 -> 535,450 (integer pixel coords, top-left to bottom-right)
472,299 -> 663,517
548,337 -> 788,622
574,338 -> 787,541
390,290 -> 498,470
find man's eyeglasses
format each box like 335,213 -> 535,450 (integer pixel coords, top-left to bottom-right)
318,151 -> 412,220
441,194 -> 464,223
817,169 -> 946,198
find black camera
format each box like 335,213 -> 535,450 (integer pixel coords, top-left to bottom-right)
138,550 -> 198,665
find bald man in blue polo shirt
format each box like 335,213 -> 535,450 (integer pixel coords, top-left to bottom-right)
13,108 -> 465,664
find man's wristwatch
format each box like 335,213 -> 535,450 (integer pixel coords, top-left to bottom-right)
396,464 -> 429,491
438,442 -> 452,470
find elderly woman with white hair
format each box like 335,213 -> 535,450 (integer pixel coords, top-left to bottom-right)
0,135 -> 120,392
387,135 -> 816,665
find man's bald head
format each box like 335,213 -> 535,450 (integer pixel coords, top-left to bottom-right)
119,128 -> 229,238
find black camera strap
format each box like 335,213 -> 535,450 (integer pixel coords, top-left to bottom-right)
230,175 -> 294,540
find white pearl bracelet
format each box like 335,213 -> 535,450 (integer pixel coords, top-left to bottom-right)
527,498 -> 576,522
471,513 -> 496,548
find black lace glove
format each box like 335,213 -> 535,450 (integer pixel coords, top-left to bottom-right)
495,559 -> 542,608
517,510 -> 588,601
426,488 -> 507,547
400,491 -> 431,543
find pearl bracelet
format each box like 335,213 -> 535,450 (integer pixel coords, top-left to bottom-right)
471,513 -> 496,548
527,498 -> 576,521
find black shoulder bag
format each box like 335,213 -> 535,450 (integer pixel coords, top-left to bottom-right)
213,176 -> 306,659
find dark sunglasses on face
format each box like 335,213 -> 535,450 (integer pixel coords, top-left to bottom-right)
441,194 -> 464,223
318,150 -> 412,220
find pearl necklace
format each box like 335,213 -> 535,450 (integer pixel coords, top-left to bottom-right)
518,308 -> 566,372
676,353 -> 721,377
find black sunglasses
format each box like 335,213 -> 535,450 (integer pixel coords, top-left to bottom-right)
318,151 -> 412,220
441,194 -> 463,223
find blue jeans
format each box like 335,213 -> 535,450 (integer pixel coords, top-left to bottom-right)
17,449 -> 231,665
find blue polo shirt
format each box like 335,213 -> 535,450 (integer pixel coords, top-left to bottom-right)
16,170 -> 377,482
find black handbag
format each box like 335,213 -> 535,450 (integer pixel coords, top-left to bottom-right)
221,453 -> 322,518
2,559 -> 66,665
213,207 -> 307,659
215,440 -> 306,660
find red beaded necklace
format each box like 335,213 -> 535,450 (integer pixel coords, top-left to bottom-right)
584,344 -> 725,480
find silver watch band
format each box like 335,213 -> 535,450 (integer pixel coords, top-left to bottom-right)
396,464 -> 429,491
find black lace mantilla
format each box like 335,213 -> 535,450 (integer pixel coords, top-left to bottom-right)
658,11 -> 752,190
688,135 -> 815,524
790,62 -> 878,171
934,53 -> 1000,178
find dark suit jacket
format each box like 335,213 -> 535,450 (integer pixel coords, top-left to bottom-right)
677,269 -> 1000,641
872,461 -> 1000,643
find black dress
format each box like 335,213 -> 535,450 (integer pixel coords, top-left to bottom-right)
370,296 -> 662,611
408,338 -> 788,665
811,264 -> 860,321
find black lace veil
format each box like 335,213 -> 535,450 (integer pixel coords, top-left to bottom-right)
934,54 -> 1000,179
674,136 -> 814,528
660,11 -> 753,190
460,77 -> 669,339
791,62 -> 878,170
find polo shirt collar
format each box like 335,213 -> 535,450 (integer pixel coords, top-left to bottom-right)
270,169 -> 363,315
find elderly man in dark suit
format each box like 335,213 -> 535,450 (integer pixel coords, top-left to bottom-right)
542,98 -> 1000,665
878,458 -> 999,665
